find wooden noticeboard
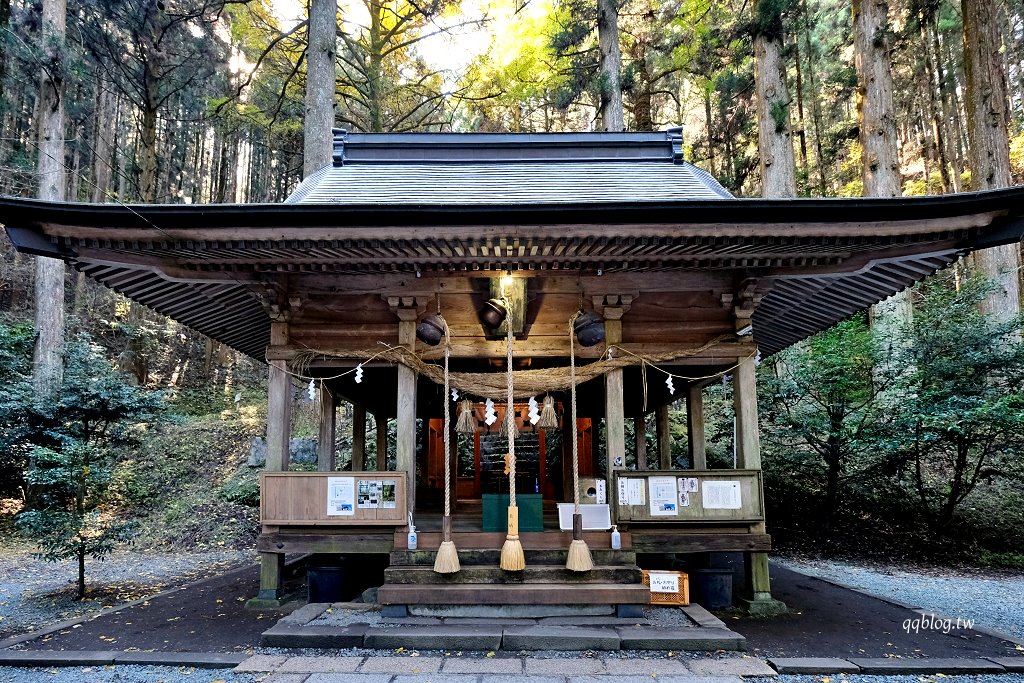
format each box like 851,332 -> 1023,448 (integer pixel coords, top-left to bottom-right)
614,470 -> 764,523
261,472 -> 408,526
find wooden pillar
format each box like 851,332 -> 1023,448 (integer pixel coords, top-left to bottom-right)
687,384 -> 707,470
633,415 -> 647,470
352,404 -> 366,471
396,308 -> 418,516
317,386 -> 336,472
655,405 -> 671,469
603,307 -> 625,489
732,356 -> 761,470
266,321 -> 291,472
255,319 -> 290,607
375,413 -> 388,471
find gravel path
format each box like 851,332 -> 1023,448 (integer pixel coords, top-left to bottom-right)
779,557 -> 1024,641
0,666 -> 260,682
0,546 -> 252,641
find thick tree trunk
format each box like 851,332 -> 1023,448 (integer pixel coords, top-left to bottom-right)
33,0 -> 67,396
139,106 -> 158,202
597,0 -> 624,132
0,0 -> 10,89
304,0 -> 337,176
753,19 -> 796,197
853,0 -> 900,198
962,0 -> 1021,319
90,86 -> 116,203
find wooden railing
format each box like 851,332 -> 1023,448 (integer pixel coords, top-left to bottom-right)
261,471 -> 408,526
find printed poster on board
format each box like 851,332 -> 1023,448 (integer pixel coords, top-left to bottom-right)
648,476 -> 678,516
326,476 -> 355,516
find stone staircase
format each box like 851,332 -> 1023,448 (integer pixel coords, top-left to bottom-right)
378,532 -> 650,617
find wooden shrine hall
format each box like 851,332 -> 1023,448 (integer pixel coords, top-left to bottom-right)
4,130 -> 1024,617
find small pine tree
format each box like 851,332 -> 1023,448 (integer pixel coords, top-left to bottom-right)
10,333 -> 163,599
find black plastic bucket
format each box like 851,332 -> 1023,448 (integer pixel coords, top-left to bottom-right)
308,562 -> 349,603
691,568 -> 734,609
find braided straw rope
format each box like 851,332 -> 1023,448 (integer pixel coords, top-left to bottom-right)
289,334 -> 736,400
443,327 -> 452,519
506,321 -> 516,508
570,312 -> 581,515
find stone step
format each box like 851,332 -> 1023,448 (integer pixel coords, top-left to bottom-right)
383,564 -> 642,585
391,548 -> 636,567
378,581 -> 650,606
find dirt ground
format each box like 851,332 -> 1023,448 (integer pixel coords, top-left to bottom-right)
5,559 -> 1020,657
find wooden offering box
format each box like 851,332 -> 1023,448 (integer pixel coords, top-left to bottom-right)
641,569 -> 690,606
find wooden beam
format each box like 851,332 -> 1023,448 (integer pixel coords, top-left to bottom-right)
317,385 -> 336,472
656,404 -> 671,469
604,307 -> 626,495
733,356 -> 761,469
687,384 -> 707,469
396,309 -> 418,516
352,404 -> 366,471
266,322 -> 291,472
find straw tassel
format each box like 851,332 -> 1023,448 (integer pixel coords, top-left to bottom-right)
456,398 -> 476,434
565,311 -> 594,572
434,319 -> 460,574
537,394 -> 558,430
499,314 -> 525,571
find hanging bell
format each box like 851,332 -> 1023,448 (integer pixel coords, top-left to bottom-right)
537,394 -> 559,430
456,398 -> 477,434
416,313 -> 446,346
479,298 -> 507,328
574,311 -> 605,347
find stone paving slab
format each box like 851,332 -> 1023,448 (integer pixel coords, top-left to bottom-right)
688,657 -> 778,677
365,625 -> 503,650
475,676 -> 563,683
0,650 -> 118,666
681,605 -> 727,629
442,657 -> 524,673
236,654 -> 291,673
265,675 -> 311,683
768,657 -> 861,674
278,656 -> 366,673
443,617 -> 538,626
540,616 -> 652,626
113,651 -> 248,668
849,657 -> 1007,674
262,624 -> 367,648
358,656 -> 444,674
282,602 -> 331,624
381,617 -> 444,625
305,674 -> 392,683
601,657 -> 691,674
524,657 -> 605,675
988,657 -> 1024,673
504,626 -> 620,651
568,677 -> 742,683
392,675 -> 481,683
616,626 -> 744,651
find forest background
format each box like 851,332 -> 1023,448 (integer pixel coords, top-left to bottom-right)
1,0 -> 1024,577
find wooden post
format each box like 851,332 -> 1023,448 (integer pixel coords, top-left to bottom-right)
687,383 -> 707,469
266,321 -> 292,472
250,551 -> 285,606
375,413 -> 388,471
352,404 -> 366,471
396,308 -> 418,517
655,405 -> 671,469
317,385 -> 336,472
603,307 -> 625,491
732,356 -> 761,470
633,415 -> 647,470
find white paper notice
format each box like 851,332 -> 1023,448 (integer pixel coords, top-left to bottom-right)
618,478 -> 629,505
703,480 -> 742,509
679,490 -> 690,507
649,476 -> 678,516
327,476 -> 355,516
627,479 -> 646,506
648,572 -> 680,593
595,479 -> 607,504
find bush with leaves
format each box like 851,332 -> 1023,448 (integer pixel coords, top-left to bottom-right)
6,332 -> 164,599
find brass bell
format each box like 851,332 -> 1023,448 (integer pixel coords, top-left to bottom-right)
573,311 -> 605,347
479,298 -> 507,328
